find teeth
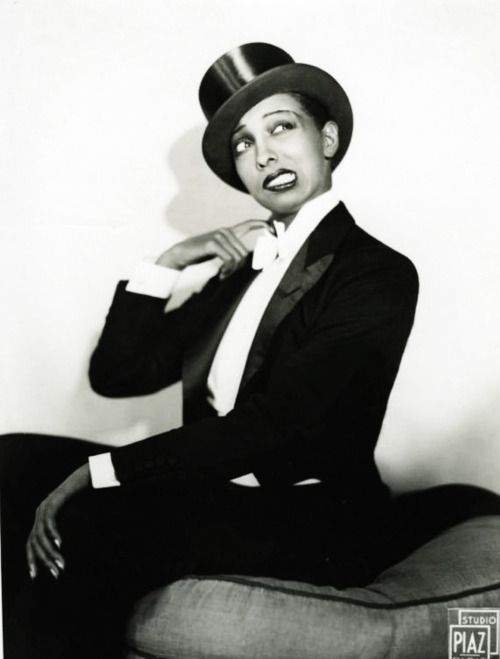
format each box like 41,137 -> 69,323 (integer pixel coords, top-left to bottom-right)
266,172 -> 296,188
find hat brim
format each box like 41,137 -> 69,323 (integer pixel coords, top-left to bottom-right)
201,63 -> 353,192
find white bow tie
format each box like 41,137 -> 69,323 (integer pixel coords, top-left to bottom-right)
251,221 -> 286,270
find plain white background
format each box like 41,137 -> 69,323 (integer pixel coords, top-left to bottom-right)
1,0 -> 500,652
1,1 -> 499,491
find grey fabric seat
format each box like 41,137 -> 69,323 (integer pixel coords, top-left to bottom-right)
125,515 -> 500,659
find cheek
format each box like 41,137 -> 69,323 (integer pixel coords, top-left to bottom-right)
235,158 -> 253,186
290,137 -> 322,167
303,144 -> 327,177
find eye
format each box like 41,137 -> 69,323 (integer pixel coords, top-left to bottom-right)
233,138 -> 252,156
271,120 -> 294,135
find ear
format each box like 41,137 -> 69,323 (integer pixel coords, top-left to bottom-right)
321,121 -> 339,160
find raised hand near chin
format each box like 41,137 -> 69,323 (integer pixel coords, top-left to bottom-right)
155,218 -> 273,278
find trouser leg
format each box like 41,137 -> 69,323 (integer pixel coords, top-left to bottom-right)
5,481 -> 199,659
371,483 -> 500,572
4,478 -> 381,659
6,434 -> 499,659
0,433 -> 111,619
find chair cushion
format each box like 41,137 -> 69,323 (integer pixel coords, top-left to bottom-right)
125,515 -> 500,659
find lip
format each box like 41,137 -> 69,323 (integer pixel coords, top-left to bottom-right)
262,169 -> 297,191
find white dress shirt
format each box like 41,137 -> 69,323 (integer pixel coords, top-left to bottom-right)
89,187 -> 341,488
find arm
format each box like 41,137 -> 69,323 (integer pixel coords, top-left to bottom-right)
88,277 -> 220,397
26,220 -> 273,577
89,219 -> 271,397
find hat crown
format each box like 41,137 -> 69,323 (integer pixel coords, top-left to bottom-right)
199,43 -> 294,120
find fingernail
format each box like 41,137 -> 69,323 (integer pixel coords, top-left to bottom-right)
50,567 -> 59,579
29,566 -> 36,579
55,559 -> 65,570
54,538 -> 61,548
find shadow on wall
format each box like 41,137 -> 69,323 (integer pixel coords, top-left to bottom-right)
163,125 -> 265,236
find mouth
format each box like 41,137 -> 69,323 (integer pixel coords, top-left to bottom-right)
263,169 -> 297,191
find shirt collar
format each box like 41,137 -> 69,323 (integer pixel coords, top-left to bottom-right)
273,186 -> 341,260
251,187 -> 341,270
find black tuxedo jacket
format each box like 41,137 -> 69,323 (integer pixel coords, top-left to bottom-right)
89,203 -> 418,503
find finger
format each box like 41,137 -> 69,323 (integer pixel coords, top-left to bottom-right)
216,230 -> 248,262
30,535 -> 60,578
207,240 -> 235,267
209,238 -> 239,274
26,542 -> 37,579
46,513 -> 62,552
233,219 -> 273,237
34,504 -> 64,558
37,523 -> 65,569
220,228 -> 249,259
32,508 -> 65,567
214,232 -> 242,263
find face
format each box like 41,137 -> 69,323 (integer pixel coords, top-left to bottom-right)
231,93 -> 339,218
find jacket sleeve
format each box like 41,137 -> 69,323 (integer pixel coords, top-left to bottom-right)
88,276 -> 221,397
108,247 -> 419,489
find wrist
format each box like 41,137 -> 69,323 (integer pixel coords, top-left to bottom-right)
59,464 -> 91,500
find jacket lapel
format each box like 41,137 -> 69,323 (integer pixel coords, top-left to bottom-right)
238,202 -> 354,393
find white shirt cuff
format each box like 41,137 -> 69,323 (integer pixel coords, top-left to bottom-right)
125,259 -> 181,299
88,453 -> 121,488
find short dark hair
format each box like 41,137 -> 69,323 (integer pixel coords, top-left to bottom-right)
288,92 -> 336,169
288,91 -> 331,131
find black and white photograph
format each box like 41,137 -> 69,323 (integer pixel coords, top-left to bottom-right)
1,1 -> 500,657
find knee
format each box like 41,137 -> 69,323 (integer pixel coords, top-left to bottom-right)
0,433 -> 31,487
58,489 -> 96,533
0,433 -> 91,498
56,490 -> 114,574
57,490 -> 102,545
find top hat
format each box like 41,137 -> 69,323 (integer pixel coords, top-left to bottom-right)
199,42 -> 353,192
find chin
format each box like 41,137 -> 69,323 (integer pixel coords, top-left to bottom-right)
257,189 -> 309,216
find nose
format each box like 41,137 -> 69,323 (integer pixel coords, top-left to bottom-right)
255,138 -> 277,170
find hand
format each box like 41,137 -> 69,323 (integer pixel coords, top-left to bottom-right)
26,463 -> 90,579
156,219 -> 273,278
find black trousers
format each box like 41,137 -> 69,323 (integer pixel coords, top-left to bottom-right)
2,433 -> 500,659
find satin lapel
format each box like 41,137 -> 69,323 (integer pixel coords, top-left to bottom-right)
182,261 -> 257,419
238,202 -> 355,395
238,245 -> 334,393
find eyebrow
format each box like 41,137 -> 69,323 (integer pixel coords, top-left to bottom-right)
231,109 -> 300,138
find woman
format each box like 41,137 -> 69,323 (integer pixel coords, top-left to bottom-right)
3,42 -> 500,659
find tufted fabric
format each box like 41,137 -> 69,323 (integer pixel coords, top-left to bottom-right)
125,516 -> 500,659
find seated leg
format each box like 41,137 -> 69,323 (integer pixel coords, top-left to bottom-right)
0,433 -> 110,620
373,483 -> 500,572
